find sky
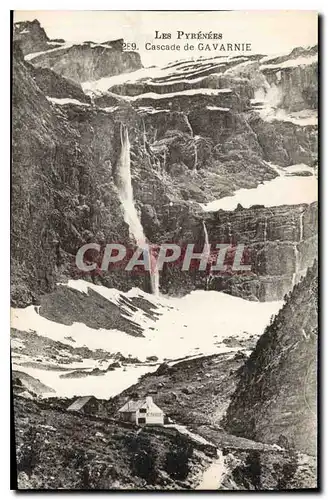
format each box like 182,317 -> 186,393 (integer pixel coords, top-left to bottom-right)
14,10 -> 318,67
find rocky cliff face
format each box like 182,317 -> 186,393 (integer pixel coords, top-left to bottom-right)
13,20 -> 143,84
14,19 -> 50,55
204,202 -> 317,301
28,63 -> 91,103
11,44 -> 132,306
260,46 -> 318,112
12,20 -> 318,306
149,201 -> 317,301
223,262 -> 318,455
28,42 -> 142,84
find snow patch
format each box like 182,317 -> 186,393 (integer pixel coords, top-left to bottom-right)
11,281 -> 283,398
253,104 -> 317,127
260,52 -> 291,64
224,58 -> 259,74
201,167 -> 317,212
206,106 -> 230,111
82,55 -> 236,94
12,362 -> 157,399
149,74 -> 213,86
102,106 -> 120,113
25,42 -> 73,61
11,284 -> 282,363
137,107 -> 171,114
82,67 -> 166,93
47,41 -> 65,46
284,164 -> 314,175
260,54 -> 317,71
46,97 -> 90,107
87,42 -> 112,49
132,88 -> 232,101
11,338 -> 25,349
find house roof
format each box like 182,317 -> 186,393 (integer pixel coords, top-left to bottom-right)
118,399 -> 146,412
67,395 -> 94,411
118,397 -> 163,414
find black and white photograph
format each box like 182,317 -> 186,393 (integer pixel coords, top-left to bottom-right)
10,9 -> 318,490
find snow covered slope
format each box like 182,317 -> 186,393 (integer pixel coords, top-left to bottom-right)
11,280 -> 282,398
201,163 -> 317,212
12,280 -> 282,361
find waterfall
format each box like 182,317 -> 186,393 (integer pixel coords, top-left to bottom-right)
115,125 -> 145,245
142,118 -> 147,152
254,76 -> 282,109
263,217 -> 268,243
115,124 -> 159,295
300,211 -> 304,242
194,136 -> 200,170
150,250 -> 160,296
202,221 -> 211,290
292,211 -> 305,288
292,244 -> 300,288
228,222 -> 233,244
194,141 -> 198,170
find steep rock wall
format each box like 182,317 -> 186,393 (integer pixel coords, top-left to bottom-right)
11,47 -> 143,306
13,21 -> 143,84
11,31 -> 318,306
223,263 -> 318,455
30,43 -> 142,84
159,203 -> 317,301
14,19 -> 50,55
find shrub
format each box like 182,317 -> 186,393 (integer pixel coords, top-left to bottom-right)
164,434 -> 193,480
17,427 -> 41,478
127,434 -> 158,484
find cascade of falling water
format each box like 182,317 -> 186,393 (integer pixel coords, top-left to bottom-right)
142,118 -> 147,152
263,217 -> 268,243
202,221 -> 211,290
115,124 -> 159,295
150,248 -> 160,296
300,211 -> 304,242
194,136 -> 200,171
194,142 -> 198,170
292,244 -> 300,288
255,75 -> 282,107
292,211 -> 305,288
228,222 -> 233,245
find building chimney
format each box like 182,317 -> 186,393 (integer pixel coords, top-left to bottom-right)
146,396 -> 153,406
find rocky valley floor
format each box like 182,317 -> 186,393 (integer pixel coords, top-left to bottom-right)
13,346 -> 317,490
